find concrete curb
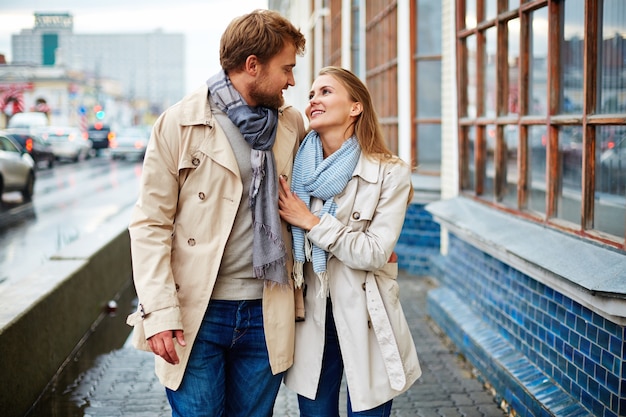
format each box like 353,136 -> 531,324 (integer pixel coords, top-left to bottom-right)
0,208 -> 134,417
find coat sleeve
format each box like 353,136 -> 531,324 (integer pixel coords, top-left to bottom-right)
306,159 -> 413,272
127,109 -> 184,339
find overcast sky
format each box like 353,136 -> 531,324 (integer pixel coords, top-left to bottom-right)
0,0 -> 268,93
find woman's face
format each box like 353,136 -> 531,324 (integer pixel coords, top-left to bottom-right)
305,74 -> 359,135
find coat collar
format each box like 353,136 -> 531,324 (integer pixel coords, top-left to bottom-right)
352,152 -> 381,184
176,83 -> 297,176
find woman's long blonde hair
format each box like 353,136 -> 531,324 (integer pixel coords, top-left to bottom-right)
318,66 -> 393,160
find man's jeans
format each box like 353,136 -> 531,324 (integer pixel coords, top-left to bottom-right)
166,299 -> 283,417
297,299 -> 393,417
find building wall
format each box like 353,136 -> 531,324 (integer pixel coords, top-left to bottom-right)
11,17 -> 184,110
296,1 -> 626,416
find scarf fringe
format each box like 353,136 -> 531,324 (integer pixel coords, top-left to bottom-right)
316,270 -> 329,298
293,260 -> 304,289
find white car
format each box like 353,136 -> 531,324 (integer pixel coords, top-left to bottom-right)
36,126 -> 93,162
0,133 -> 36,203
109,127 -> 149,161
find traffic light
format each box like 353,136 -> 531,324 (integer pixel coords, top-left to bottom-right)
93,104 -> 105,120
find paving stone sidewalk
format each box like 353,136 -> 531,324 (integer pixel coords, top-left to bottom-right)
27,273 -> 508,417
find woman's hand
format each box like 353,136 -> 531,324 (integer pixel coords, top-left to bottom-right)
278,176 -> 320,231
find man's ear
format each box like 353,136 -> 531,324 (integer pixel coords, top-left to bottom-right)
244,55 -> 259,75
350,102 -> 363,117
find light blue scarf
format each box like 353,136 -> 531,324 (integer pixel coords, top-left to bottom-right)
291,130 -> 361,297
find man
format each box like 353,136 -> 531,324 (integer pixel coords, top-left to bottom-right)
126,9 -> 306,417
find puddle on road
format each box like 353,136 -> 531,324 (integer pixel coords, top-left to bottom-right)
25,281 -> 137,416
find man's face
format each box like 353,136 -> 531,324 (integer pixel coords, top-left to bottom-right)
249,43 -> 297,109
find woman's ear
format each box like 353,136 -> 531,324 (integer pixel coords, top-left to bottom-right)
350,102 -> 363,117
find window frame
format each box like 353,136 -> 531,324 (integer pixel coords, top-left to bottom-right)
456,0 -> 626,249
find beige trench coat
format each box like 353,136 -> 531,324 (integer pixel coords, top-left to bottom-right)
283,154 -> 422,412
126,84 -> 305,390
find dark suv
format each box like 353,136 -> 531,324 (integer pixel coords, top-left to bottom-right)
87,123 -> 114,154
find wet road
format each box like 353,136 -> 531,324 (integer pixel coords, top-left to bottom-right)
0,156 -> 143,292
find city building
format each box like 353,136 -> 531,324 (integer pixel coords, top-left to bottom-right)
275,1 -> 626,416
10,12 -> 184,112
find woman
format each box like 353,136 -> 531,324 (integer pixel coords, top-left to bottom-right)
278,66 -> 421,417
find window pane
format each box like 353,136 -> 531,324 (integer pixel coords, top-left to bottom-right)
561,0 -> 584,114
485,125 -> 496,197
417,0 -> 442,55
484,27 -> 497,118
595,126 -> 626,237
599,0 -> 626,113
528,125 -> 548,213
502,125 -> 520,208
508,19 -> 520,116
466,0 -> 477,28
557,126 -> 583,224
485,0 -> 497,21
529,8 -> 548,116
417,60 -> 442,117
467,126 -> 476,191
467,35 -> 477,118
417,124 -> 442,172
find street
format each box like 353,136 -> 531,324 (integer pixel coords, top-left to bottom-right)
0,156 -> 142,292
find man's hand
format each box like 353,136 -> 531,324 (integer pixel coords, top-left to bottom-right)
148,330 -> 186,365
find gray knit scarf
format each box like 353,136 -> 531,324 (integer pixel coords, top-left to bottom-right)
207,70 -> 288,287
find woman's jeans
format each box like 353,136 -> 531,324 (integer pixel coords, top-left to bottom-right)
297,300 -> 393,417
166,299 -> 283,417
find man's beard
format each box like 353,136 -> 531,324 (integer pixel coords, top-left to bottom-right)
249,77 -> 284,109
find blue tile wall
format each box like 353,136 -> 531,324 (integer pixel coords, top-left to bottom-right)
396,203 -> 441,276
429,234 -> 626,417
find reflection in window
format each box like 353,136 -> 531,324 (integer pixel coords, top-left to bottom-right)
417,61 -> 442,118
502,125 -> 519,209
485,125 -> 496,197
529,8 -> 548,116
561,0 -> 584,114
465,0 -> 476,29
595,126 -> 626,237
508,19 -> 520,117
600,0 -> 626,113
485,0 -> 497,21
557,126 -> 583,224
528,125 -> 547,214
417,0 -> 441,55
484,27 -> 497,118
467,126 -> 476,191
417,124 -> 442,172
466,35 -> 477,118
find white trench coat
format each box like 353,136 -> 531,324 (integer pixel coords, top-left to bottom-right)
284,154 -> 422,412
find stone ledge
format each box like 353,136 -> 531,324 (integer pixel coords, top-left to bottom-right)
426,197 -> 626,324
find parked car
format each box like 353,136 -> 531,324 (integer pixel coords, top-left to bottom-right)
4,128 -> 55,170
87,123 -> 114,154
36,126 -> 92,162
0,133 -> 36,202
109,127 -> 149,161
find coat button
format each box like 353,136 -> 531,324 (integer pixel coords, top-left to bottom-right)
175,284 -> 180,291
187,238 -> 196,246
362,282 -> 366,291
192,157 -> 200,166
352,212 -> 361,220
280,174 -> 288,181
198,192 -> 205,200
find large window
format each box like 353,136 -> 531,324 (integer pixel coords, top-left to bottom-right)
457,0 -> 626,249
413,0 -> 442,173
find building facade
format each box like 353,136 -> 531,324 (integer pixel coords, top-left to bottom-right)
276,1 -> 626,416
11,12 -> 184,111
